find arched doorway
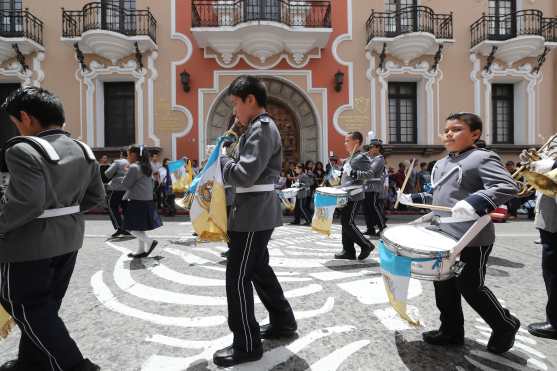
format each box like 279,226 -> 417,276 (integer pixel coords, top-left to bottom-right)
205,77 -> 320,163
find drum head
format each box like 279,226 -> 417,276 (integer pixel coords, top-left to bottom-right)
316,187 -> 347,196
382,225 -> 456,257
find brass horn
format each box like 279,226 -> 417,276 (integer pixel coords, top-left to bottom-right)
513,133 -> 557,197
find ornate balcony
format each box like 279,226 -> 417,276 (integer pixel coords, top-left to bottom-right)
191,0 -> 332,66
470,10 -> 556,65
365,6 -> 453,64
61,2 -> 157,64
0,9 -> 44,63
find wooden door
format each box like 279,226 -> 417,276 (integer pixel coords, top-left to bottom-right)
0,83 -> 20,148
267,101 -> 299,164
104,82 -> 135,147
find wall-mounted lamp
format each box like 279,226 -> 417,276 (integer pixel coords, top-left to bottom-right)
334,70 -> 344,92
180,70 -> 191,93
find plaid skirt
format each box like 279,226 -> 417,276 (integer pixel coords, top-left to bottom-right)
123,200 -> 162,231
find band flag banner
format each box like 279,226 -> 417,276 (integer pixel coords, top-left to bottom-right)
189,137 -> 228,242
378,242 -> 421,326
0,304 -> 13,339
311,192 -> 337,236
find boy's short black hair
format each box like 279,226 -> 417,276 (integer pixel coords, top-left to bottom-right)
2,87 -> 65,127
227,75 -> 267,108
347,131 -> 364,145
446,112 -> 483,133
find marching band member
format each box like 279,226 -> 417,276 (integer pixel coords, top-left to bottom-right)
335,131 -> 375,261
525,157 -> 557,340
399,112 -> 520,354
290,162 -> 314,226
122,145 -> 162,259
215,76 -> 297,367
363,139 -> 386,236
105,149 -> 131,238
0,87 -> 105,371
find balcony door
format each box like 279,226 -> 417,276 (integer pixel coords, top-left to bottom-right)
101,0 -> 136,34
488,0 -> 516,39
0,0 -> 22,34
104,82 -> 135,147
385,0 -> 418,35
245,0 -> 281,23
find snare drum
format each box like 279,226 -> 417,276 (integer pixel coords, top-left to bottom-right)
280,187 -> 299,199
314,187 -> 348,209
381,224 -> 458,281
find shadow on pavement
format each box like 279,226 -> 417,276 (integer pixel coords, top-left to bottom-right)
395,331 -> 532,371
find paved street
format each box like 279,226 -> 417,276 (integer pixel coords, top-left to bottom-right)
0,215 -> 555,371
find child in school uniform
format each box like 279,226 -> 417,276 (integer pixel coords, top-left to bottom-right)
399,112 -> 520,354
122,145 -> 162,258
290,162 -> 314,225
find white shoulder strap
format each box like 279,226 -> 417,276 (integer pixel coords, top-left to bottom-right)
73,139 -> 96,161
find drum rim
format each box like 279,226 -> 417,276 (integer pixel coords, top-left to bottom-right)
381,235 -> 452,258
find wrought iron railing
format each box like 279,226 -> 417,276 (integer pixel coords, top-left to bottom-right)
543,17 -> 557,43
0,9 -> 43,45
192,0 -> 331,28
470,9 -> 547,47
62,2 -> 157,43
366,6 -> 453,44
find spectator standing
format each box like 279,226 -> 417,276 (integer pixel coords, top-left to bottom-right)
158,158 -> 177,217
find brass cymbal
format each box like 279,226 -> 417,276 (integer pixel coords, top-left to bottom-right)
522,169 -> 557,197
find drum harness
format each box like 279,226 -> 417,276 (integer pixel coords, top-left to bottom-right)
0,135 -> 96,219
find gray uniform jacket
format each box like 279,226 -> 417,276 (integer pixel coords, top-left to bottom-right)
105,158 -> 129,191
122,163 -> 154,201
364,154 -> 385,193
295,173 -> 314,199
411,147 -> 518,246
341,150 -> 374,202
535,160 -> 557,233
0,130 -> 105,263
221,113 -> 283,232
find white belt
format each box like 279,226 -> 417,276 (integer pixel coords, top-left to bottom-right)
38,205 -> 80,219
236,184 -> 274,193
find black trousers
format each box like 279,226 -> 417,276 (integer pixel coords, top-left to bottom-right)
293,197 -> 312,224
107,190 -> 127,231
539,229 -> 557,328
0,252 -> 83,370
226,230 -> 295,352
362,191 -> 386,232
433,245 -> 519,334
340,200 -> 373,256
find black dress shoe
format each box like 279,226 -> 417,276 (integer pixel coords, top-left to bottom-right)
0,360 -> 37,371
487,318 -> 520,354
260,323 -> 298,339
358,244 -> 375,260
334,251 -> 356,260
213,345 -> 263,367
422,330 -> 464,346
128,252 -> 147,259
290,221 -> 300,225
528,322 -> 557,340
111,230 -> 124,238
122,230 -> 132,236
221,250 -> 230,258
70,359 -> 101,371
363,230 -> 374,236
144,240 -> 158,258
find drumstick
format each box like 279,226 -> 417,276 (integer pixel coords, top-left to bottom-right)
394,159 -> 415,209
406,203 -> 506,219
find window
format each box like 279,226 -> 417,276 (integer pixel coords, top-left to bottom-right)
488,0 -> 516,37
245,0 -> 281,22
492,84 -> 514,144
0,0 -> 22,34
385,0 -> 417,34
104,82 -> 135,147
102,0 -> 136,32
388,82 -> 417,144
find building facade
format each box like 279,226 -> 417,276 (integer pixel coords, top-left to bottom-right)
0,0 -> 555,165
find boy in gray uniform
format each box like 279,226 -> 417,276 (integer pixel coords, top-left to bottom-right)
105,150 -> 130,238
214,76 -> 296,367
335,131 -> 375,261
0,87 -> 105,371
399,112 -> 520,354
291,163 -> 314,225
524,157 -> 557,340
362,139 -> 386,236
